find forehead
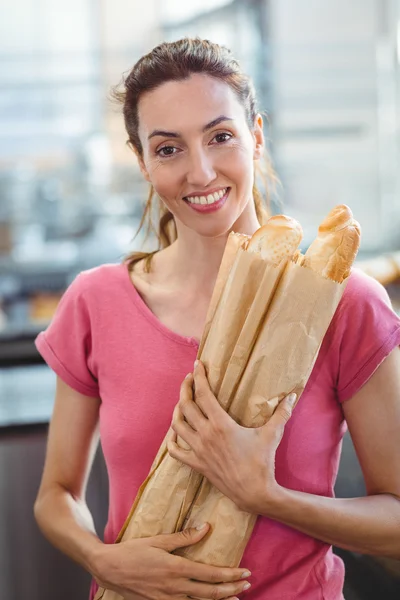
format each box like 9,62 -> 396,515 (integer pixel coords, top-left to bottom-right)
137,73 -> 246,136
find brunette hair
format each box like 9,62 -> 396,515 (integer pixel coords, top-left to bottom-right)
113,37 -> 276,271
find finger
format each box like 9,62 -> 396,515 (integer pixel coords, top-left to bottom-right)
181,372 -> 194,390
179,375 -> 208,430
151,524 -> 210,552
189,597 -> 240,600
193,360 -> 211,397
271,393 -> 297,429
183,578 -> 251,600
193,361 -> 213,417
181,557 -> 251,586
171,407 -> 198,449
167,437 -> 197,469
180,372 -> 194,412
180,396 -> 208,432
193,361 -> 226,420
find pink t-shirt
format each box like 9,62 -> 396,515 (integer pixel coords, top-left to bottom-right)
35,261 -> 400,600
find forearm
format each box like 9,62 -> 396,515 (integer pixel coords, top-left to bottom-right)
34,485 -> 104,576
258,486 -> 400,559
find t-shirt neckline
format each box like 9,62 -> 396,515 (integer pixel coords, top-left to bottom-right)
120,261 -> 200,348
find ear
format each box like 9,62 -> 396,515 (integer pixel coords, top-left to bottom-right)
128,142 -> 151,182
252,114 -> 264,160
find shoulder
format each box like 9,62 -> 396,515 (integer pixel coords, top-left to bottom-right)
66,262 -> 127,304
75,262 -> 125,292
331,265 -> 400,337
332,267 -> 394,330
53,263 -> 129,321
329,268 -> 400,402
340,267 -> 392,307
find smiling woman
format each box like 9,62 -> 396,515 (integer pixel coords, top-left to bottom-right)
110,38 -> 274,271
137,73 -> 256,230
33,37 -> 400,600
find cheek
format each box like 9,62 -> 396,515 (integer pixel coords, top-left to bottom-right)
147,162 -> 181,200
219,145 -> 255,193
219,141 -> 254,171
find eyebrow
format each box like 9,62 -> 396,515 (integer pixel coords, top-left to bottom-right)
147,115 -> 234,141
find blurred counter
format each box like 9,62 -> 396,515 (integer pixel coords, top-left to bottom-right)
0,364 -> 55,427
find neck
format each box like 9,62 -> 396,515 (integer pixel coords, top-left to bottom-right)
155,203 -> 261,295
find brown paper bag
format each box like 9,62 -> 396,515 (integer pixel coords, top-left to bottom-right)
95,238 -> 348,600
199,232 -> 250,357
175,260 -> 347,568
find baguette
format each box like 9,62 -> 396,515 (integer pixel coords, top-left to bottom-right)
303,205 -> 361,282
247,215 -> 303,264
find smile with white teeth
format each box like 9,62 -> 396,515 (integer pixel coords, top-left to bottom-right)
184,188 -> 228,205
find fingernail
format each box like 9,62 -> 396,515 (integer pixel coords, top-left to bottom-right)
241,571 -> 251,579
185,373 -> 191,379
194,359 -> 199,368
196,522 -> 207,530
243,582 -> 251,590
288,393 -> 297,406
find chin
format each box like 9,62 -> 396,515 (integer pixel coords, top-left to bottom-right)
188,216 -> 243,239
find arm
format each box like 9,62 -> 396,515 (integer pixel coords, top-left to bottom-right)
253,346 -> 400,559
170,353 -> 400,560
35,376 -> 253,600
34,376 -> 103,575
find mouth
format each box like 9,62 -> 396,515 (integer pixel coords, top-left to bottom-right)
183,187 -> 230,213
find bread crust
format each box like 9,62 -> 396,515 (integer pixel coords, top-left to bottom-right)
245,205 -> 360,281
303,205 -> 361,282
247,215 -> 303,264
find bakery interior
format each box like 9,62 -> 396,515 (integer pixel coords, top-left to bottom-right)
1,0 -> 400,598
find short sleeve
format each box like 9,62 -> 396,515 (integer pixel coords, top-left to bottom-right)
334,269 -> 400,403
35,273 -> 100,397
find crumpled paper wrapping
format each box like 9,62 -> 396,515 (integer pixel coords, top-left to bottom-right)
175,257 -> 346,569
95,232 -> 349,600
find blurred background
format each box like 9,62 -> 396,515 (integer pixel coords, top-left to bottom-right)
0,0 -> 400,598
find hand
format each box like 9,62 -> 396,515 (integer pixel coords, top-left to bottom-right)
168,361 -> 297,514
93,524 -> 251,599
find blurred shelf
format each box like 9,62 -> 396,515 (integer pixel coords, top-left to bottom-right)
0,363 -> 55,427
0,323 -> 47,367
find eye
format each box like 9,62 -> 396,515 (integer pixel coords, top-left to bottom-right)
156,145 -> 178,158
212,132 -> 233,144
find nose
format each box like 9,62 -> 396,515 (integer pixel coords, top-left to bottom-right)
185,147 -> 217,188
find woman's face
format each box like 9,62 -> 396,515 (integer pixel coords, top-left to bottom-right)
136,73 -> 264,238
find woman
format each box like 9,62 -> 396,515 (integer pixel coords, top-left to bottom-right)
34,38 -> 400,600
